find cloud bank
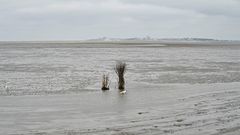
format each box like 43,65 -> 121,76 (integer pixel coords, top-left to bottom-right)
0,0 -> 239,40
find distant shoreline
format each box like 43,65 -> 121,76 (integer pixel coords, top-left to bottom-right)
0,40 -> 239,48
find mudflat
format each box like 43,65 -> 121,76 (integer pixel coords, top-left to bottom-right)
0,42 -> 240,135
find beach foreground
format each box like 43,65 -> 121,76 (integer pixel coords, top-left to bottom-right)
0,42 -> 240,134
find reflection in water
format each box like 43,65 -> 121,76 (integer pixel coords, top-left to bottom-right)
116,90 -> 128,114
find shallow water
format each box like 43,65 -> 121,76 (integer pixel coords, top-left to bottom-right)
0,43 -> 240,95
1,43 -> 240,134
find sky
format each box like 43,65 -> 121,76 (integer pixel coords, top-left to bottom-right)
0,0 -> 240,41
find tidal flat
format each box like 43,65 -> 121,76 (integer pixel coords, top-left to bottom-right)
0,41 -> 240,135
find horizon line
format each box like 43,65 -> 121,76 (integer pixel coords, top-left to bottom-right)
0,37 -> 239,42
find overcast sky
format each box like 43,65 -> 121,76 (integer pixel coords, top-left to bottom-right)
0,0 -> 240,41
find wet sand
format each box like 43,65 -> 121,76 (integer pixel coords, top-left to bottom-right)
1,83 -> 240,135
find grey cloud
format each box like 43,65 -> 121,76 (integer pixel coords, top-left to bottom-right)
123,0 -> 240,17
0,0 -> 239,40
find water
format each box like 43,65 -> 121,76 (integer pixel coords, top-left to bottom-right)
1,42 -> 240,135
0,43 -> 240,95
